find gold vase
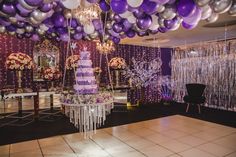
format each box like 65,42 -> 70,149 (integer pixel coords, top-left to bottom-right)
17,70 -> 23,93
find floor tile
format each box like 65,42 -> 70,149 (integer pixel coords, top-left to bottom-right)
10,140 -> 40,153
159,139 -> 191,153
39,136 -> 67,148
197,142 -> 234,157
124,137 -> 156,149
111,151 -> 146,157
0,145 -> 9,156
225,152 -> 236,157
41,143 -> 74,155
160,129 -> 188,139
10,149 -> 43,157
144,133 -> 173,144
179,148 -> 215,157
212,133 -> 236,151
177,135 -> 207,146
140,145 -> 174,157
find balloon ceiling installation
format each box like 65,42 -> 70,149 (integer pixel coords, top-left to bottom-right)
0,0 -> 235,42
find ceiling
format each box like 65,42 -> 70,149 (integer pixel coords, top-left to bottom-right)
120,13 -> 236,48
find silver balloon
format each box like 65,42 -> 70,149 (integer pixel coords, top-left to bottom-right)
29,17 -> 40,25
39,24 -> 49,31
0,11 -> 9,18
110,12 -> 115,20
206,12 -> 219,23
160,6 -> 176,20
64,9 -> 72,19
104,34 -> 110,41
106,22 -> 112,29
18,0 -> 35,10
37,28 -> 45,35
158,17 -> 165,28
31,10 -> 47,21
8,31 -> 16,36
156,5 -> 165,13
90,31 -> 98,39
195,0 -> 211,7
201,5 -> 213,20
228,1 -> 236,16
0,26 -> 6,33
9,17 -> 17,23
169,16 -> 182,31
25,25 -> 33,32
210,0 -> 233,14
16,28 -> 25,34
51,33 -> 56,37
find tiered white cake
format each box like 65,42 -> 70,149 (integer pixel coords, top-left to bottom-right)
74,47 -> 98,94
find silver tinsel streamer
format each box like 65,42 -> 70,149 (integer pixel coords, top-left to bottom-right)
171,40 -> 236,111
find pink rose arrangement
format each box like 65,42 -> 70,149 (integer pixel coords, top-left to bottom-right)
5,52 -> 34,70
108,57 -> 126,70
43,67 -> 62,80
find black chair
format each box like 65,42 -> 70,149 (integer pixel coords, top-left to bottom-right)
183,83 -> 206,114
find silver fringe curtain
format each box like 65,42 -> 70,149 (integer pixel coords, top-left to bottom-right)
171,40 -> 236,111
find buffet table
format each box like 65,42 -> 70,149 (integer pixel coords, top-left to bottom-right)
61,92 -> 114,136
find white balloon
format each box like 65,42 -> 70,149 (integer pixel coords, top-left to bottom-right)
84,24 -> 95,34
61,0 -> 81,10
120,11 -> 132,18
16,28 -> 25,34
149,15 -> 159,30
127,0 -> 143,8
127,14 -> 136,23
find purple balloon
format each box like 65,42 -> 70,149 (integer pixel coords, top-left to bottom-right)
112,22 -> 124,33
141,0 -> 159,14
60,33 -> 69,42
16,21 -> 26,28
182,21 -> 197,30
43,18 -> 54,27
183,7 -> 201,25
137,14 -> 152,30
133,9 -> 145,18
16,4 -> 31,17
112,37 -> 120,44
6,25 -> 17,32
76,26 -> 83,32
177,0 -> 196,17
125,29 -> 136,38
73,33 -> 83,40
1,3 -> 16,16
39,3 -> 53,12
71,18 -> 78,28
137,31 -> 148,37
158,27 -> 168,33
25,0 -> 43,6
123,19 -> 132,32
92,19 -> 102,30
47,27 -> 55,34
56,27 -> 67,34
31,34 -> 40,41
128,6 -> 137,12
114,14 -> 122,23
24,32 -> 32,38
52,12 -> 65,27
164,17 -> 178,29
0,17 -> 11,26
99,0 -> 110,12
111,0 -> 128,14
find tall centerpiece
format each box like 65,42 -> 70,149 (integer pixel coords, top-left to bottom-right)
108,57 -> 126,87
43,66 -> 62,91
74,47 -> 98,94
5,52 -> 34,93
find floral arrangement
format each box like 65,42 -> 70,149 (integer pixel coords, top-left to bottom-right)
93,67 -> 102,74
65,55 -> 80,70
43,67 -> 62,80
108,57 -> 126,70
5,52 -> 34,70
61,92 -> 113,105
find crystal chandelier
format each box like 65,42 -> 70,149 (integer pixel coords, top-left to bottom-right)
96,40 -> 115,54
72,4 -> 101,25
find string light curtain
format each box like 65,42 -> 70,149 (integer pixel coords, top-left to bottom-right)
171,40 -> 236,111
